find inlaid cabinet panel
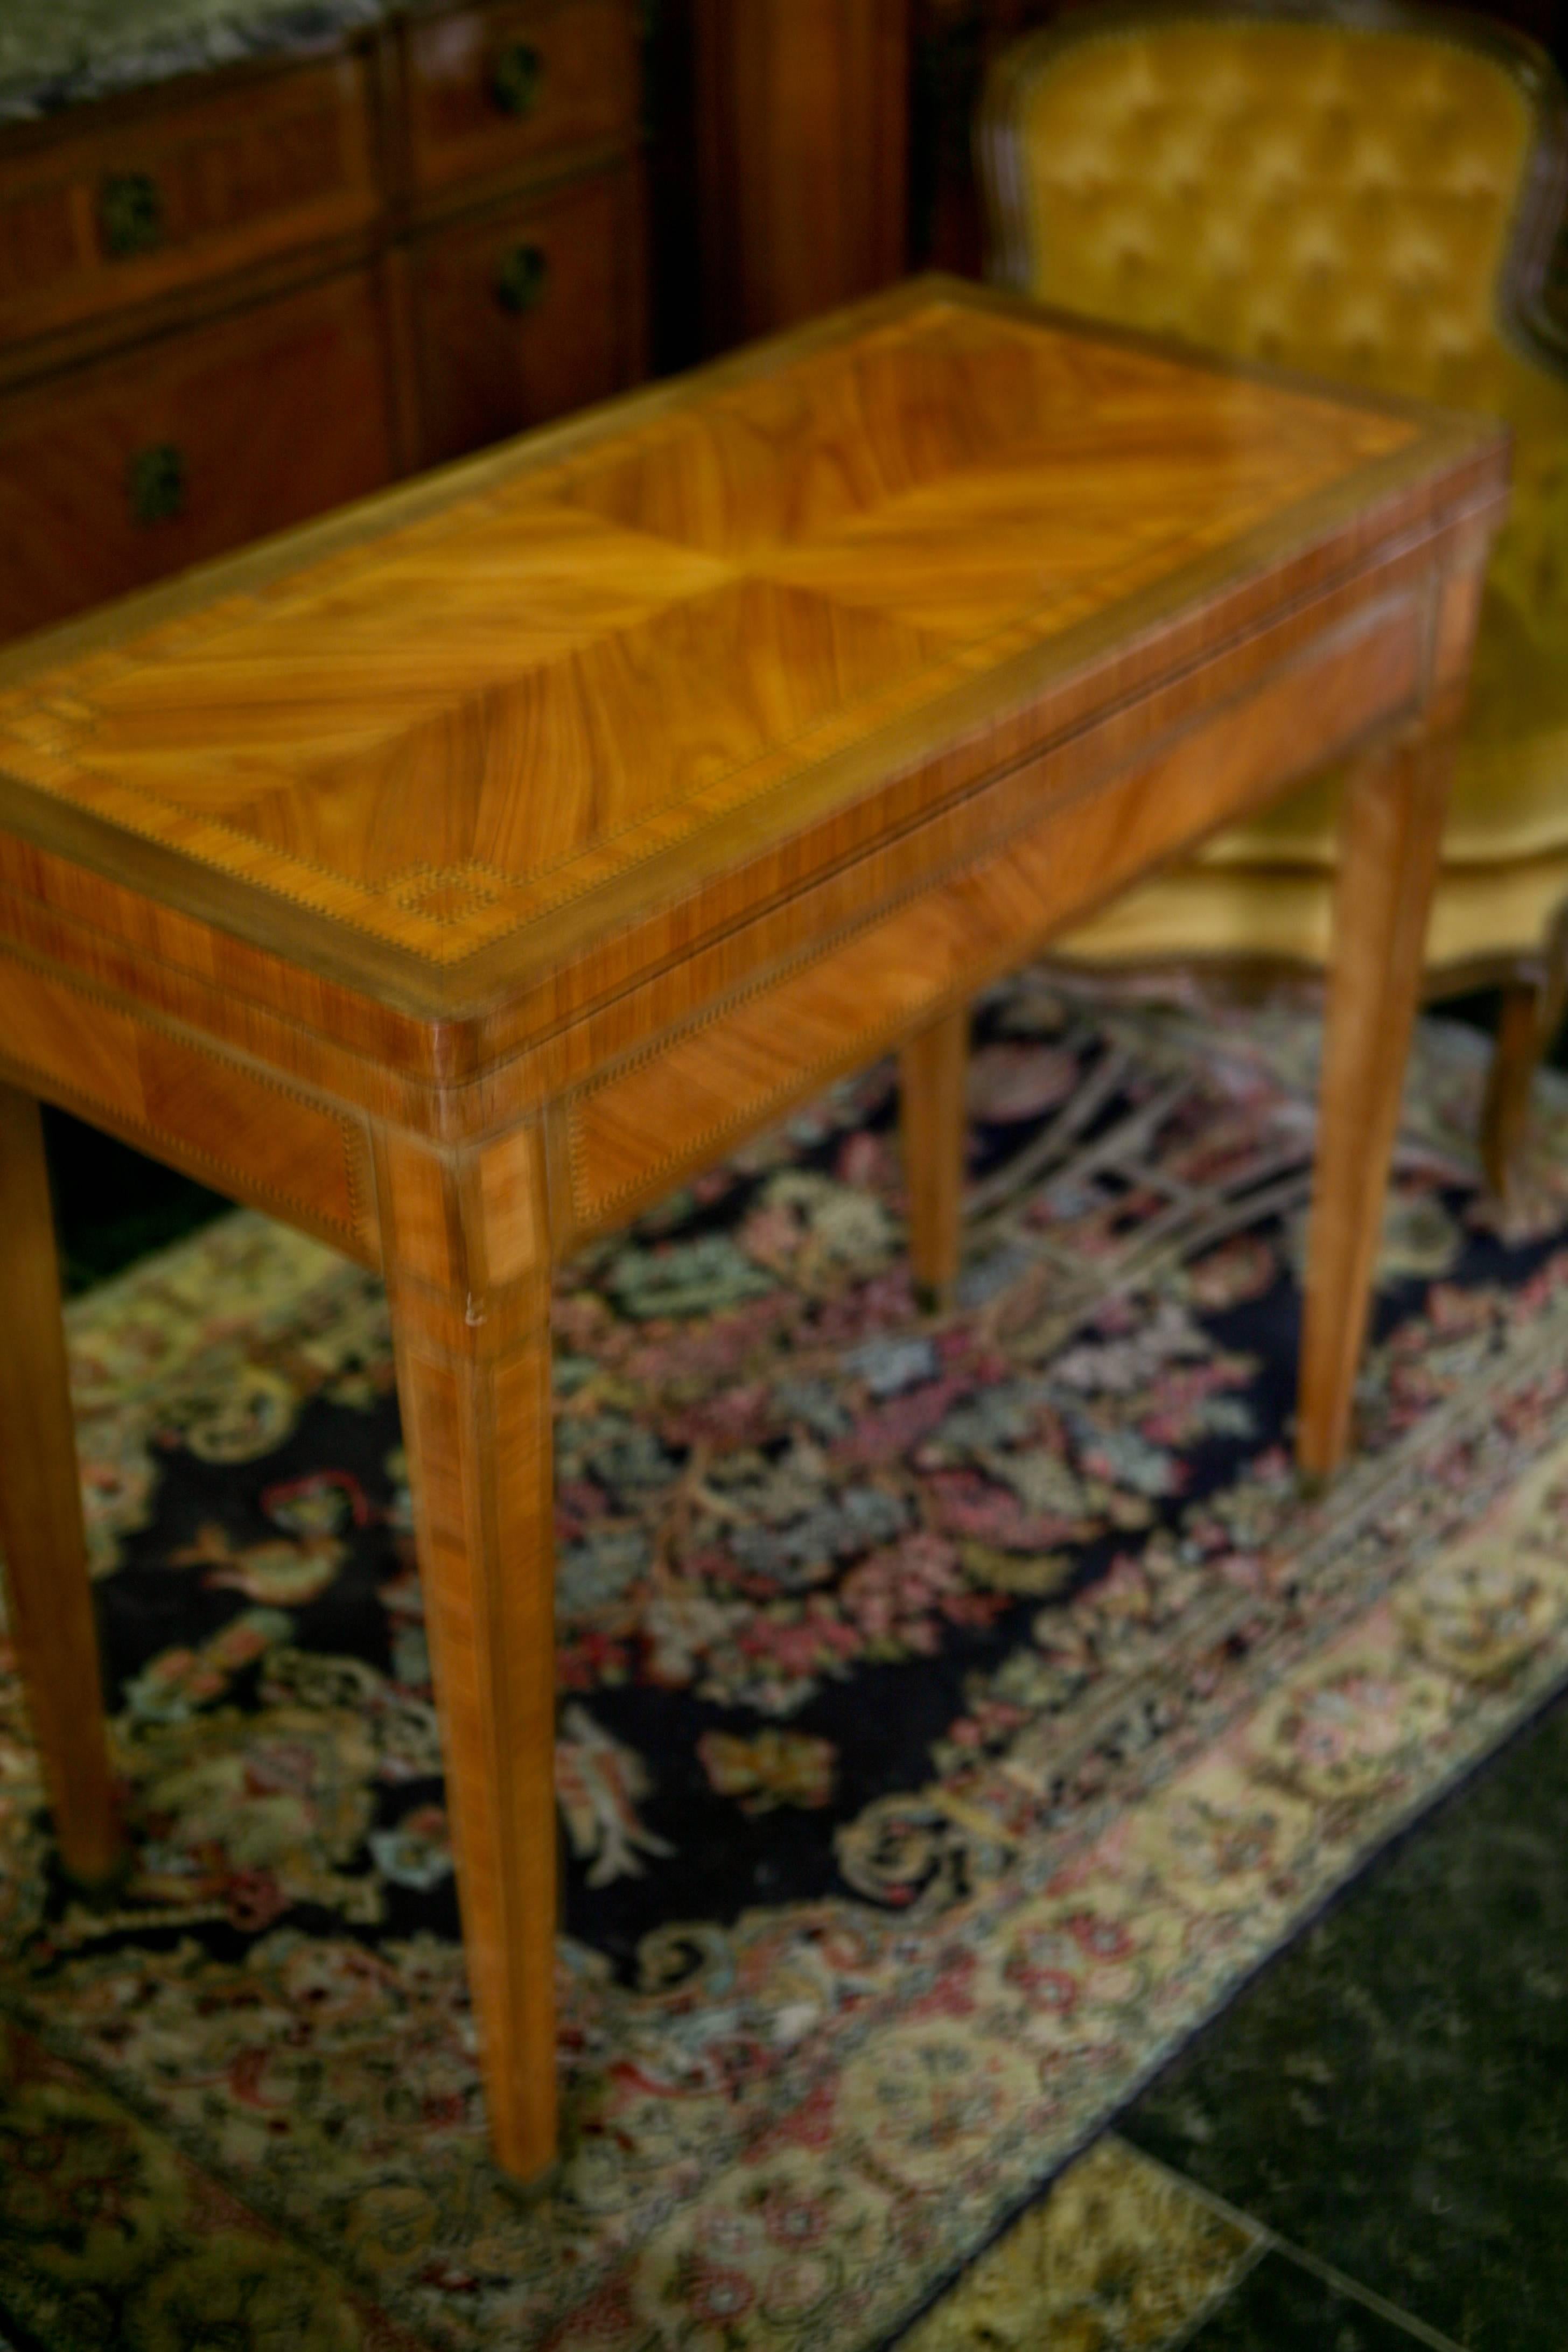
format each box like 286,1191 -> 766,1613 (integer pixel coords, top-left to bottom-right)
0,4 -> 646,650
403,0 -> 640,202
410,162 -> 635,464
0,54 -> 380,354
0,270 -> 396,642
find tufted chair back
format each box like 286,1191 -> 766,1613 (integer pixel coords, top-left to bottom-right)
980,3 -> 1568,828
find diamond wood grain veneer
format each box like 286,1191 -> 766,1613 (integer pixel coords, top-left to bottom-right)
0,289 -> 1445,1020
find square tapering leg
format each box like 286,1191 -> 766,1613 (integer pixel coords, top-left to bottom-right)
379,1128 -> 561,2185
1297,730 -> 1455,1479
0,1083 -> 123,1887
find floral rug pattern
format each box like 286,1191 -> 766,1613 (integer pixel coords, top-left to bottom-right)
5,971 -> 1568,2347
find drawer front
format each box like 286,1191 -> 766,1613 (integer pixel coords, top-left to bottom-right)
412,165 -> 637,466
404,0 -> 639,200
0,271 -> 395,644
0,53 -> 379,352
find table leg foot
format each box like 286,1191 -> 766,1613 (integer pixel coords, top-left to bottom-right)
0,1084 -> 124,1888
62,1843 -> 136,1901
1297,732 -> 1454,1481
390,1266 -> 561,2185
492,2152 -> 565,2207
1479,958 -> 1566,1205
900,1005 -> 969,1310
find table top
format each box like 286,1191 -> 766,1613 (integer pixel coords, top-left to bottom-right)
0,279 -> 1506,1075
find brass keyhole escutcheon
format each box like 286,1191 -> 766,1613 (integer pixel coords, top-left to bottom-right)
496,242 -> 548,315
491,41 -> 544,116
100,171 -> 164,260
128,444 -> 186,527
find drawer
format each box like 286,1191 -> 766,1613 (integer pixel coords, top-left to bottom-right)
0,53 -> 379,353
403,1 -> 639,201
0,270 -> 396,645
412,165 -> 639,467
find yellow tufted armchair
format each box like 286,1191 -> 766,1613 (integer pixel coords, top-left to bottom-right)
978,0 -> 1568,1188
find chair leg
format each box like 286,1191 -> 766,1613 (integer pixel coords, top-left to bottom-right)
900,1004 -> 969,1312
1480,981 -> 1544,1201
1480,907 -> 1568,1202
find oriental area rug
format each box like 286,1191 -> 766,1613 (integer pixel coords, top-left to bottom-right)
5,970 -> 1568,2350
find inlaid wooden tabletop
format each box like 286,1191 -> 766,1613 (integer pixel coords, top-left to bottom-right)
0,279 -> 1500,1073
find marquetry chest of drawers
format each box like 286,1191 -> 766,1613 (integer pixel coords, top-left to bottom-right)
0,0 -> 646,646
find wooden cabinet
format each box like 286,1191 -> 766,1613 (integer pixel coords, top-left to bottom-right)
689,0 -> 909,351
0,272 -> 396,641
0,54 -> 380,351
0,3 -> 645,649
411,162 -> 639,464
403,0 -> 640,199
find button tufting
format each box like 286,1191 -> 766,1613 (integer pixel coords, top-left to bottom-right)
1003,12 -> 1568,827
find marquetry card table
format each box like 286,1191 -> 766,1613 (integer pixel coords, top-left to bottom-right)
0,278 -> 1507,2184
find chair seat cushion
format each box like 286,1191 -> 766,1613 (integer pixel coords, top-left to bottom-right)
1055,841 -> 1568,972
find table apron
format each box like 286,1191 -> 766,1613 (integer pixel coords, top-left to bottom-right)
555,584 -> 1427,1243
0,942 -> 379,1262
